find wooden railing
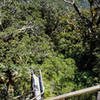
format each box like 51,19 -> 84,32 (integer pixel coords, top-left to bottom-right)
12,85 -> 100,100
45,85 -> 100,100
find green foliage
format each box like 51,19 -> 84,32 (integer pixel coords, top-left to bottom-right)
41,56 -> 77,97
0,0 -> 100,99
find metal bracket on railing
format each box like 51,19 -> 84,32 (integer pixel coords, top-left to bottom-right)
31,70 -> 44,100
13,70 -> 44,100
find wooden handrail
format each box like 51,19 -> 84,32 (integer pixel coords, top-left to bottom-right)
45,85 -> 100,100
13,90 -> 34,99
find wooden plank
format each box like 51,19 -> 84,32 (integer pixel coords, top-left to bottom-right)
45,85 -> 100,100
13,90 -> 34,99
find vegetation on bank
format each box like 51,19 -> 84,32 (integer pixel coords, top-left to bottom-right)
0,0 -> 100,99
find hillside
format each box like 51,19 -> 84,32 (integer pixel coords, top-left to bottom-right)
0,0 -> 100,100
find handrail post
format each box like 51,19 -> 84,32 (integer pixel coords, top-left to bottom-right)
97,91 -> 100,100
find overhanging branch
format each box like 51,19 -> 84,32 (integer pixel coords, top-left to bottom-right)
63,0 -> 92,25
64,0 -> 74,5
64,0 -> 81,17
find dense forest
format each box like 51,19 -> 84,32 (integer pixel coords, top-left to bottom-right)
0,0 -> 100,100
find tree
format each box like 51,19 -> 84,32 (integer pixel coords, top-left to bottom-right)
0,0 -> 100,99
41,55 -> 77,97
